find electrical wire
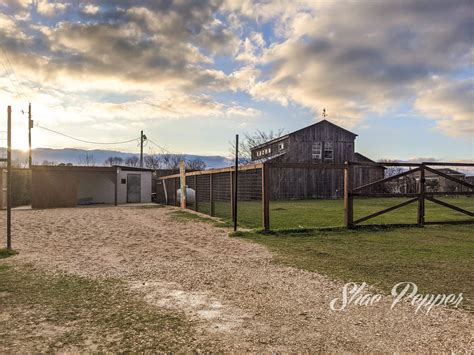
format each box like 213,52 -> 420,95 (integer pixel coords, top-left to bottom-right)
35,123 -> 140,145
146,137 -> 176,155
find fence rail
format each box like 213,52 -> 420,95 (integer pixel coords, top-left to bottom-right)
344,161 -> 474,228
157,161 -> 474,230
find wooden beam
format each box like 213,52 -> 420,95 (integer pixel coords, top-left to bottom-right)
425,196 -> 474,217
422,162 -> 474,167
424,220 -> 474,225
344,162 -> 353,228
354,198 -> 418,225
352,167 -> 420,192
424,166 -> 474,190
6,106 -> 12,249
180,161 -> 186,208
262,163 -> 270,231
157,163 -> 264,180
351,193 -> 419,198
233,134 -> 239,232
426,191 -> 474,196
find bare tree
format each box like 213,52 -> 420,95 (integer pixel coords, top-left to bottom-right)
41,160 -> 56,166
125,156 -> 140,167
144,154 -> 161,169
229,129 -> 286,164
186,158 -> 206,171
103,156 -> 124,166
379,160 -> 406,178
158,153 -> 185,170
78,153 -> 96,166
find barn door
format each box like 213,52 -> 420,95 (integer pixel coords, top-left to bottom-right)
127,174 -> 141,203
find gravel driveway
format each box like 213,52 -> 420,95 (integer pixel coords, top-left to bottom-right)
2,205 -> 472,351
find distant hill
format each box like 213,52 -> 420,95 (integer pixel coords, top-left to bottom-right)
1,148 -> 231,169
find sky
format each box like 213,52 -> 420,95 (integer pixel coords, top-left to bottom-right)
0,0 -> 472,161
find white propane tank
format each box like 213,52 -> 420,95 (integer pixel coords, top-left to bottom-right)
176,186 -> 195,204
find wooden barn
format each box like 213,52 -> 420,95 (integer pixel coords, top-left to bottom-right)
250,119 -> 385,199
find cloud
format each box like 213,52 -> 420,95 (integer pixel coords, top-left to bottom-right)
0,0 -> 472,143
231,0 -> 473,131
415,78 -> 474,137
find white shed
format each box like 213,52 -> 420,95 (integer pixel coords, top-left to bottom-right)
31,165 -> 154,208
115,166 -> 153,204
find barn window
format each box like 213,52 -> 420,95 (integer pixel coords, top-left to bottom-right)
278,142 -> 285,150
312,142 -> 322,160
324,142 -> 334,161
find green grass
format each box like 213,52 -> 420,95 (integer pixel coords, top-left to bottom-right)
187,197 -> 473,229
234,225 -> 474,310
0,248 -> 17,259
0,264 -> 199,352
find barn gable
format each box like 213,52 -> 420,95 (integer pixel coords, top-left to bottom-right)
251,119 -> 358,163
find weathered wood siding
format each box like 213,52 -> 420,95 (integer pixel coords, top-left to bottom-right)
268,165 -> 384,200
284,121 -> 356,163
32,170 -> 78,208
251,137 -> 290,161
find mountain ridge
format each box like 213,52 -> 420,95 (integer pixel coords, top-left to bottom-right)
1,147 -> 231,169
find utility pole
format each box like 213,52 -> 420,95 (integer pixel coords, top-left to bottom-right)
7,106 -> 12,249
28,103 -> 32,168
140,130 -> 147,168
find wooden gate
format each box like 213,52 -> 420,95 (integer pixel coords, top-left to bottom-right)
344,162 -> 474,228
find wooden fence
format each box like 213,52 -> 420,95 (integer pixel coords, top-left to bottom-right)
344,161 -> 474,228
157,161 -> 474,230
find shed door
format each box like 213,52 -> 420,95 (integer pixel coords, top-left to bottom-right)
127,174 -> 141,203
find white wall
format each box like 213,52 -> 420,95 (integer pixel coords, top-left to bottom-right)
77,172 -> 115,204
117,169 -> 152,204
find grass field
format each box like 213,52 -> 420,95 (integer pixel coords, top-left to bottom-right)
232,225 -> 474,310
190,197 -> 473,229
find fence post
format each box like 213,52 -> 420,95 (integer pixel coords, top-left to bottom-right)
6,106 -> 12,249
262,163 -> 270,231
344,161 -> 354,229
210,173 -> 215,216
194,175 -> 198,211
233,134 -> 239,232
418,164 -> 425,226
179,160 -> 186,208
230,171 -> 234,222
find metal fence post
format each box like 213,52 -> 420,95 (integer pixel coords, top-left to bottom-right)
262,163 -> 270,231
418,164 -> 425,226
344,161 -> 354,229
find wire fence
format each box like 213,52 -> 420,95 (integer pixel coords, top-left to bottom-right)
156,161 -> 474,231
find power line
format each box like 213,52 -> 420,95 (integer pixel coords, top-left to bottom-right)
146,137 -> 176,155
35,122 -> 140,145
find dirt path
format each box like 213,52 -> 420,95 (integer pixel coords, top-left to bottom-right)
2,206 -> 472,351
